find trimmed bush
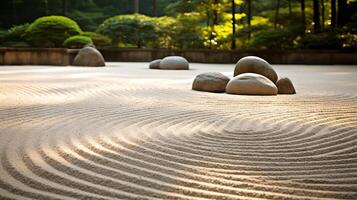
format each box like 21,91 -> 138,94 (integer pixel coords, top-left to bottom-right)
26,16 -> 82,47
0,24 -> 30,47
299,32 -> 343,49
97,14 -> 157,48
0,29 -> 8,45
249,26 -> 303,50
81,32 -> 111,48
8,23 -> 30,41
64,35 -> 93,49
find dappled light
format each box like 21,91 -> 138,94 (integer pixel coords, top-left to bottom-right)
0,0 -> 355,50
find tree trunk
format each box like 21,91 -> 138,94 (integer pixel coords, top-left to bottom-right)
337,0 -> 347,27
247,0 -> 252,40
12,0 -> 17,24
331,0 -> 336,28
313,0 -> 321,32
209,0 -> 219,48
152,0 -> 157,16
134,0 -> 139,13
206,10 -> 210,28
213,0 -> 218,25
232,0 -> 236,50
62,0 -> 67,16
301,0 -> 306,29
275,0 -> 281,28
44,0 -> 49,15
321,0 -> 325,29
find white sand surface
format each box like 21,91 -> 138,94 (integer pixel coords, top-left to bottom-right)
0,62 -> 356,200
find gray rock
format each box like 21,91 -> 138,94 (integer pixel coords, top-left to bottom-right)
72,47 -> 105,67
149,59 -> 162,69
160,56 -> 189,70
226,73 -> 278,95
192,72 -> 230,93
234,56 -> 278,83
276,77 -> 296,94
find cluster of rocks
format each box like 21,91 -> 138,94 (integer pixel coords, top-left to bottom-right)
192,56 -> 296,95
72,46 -> 106,67
150,56 -> 189,70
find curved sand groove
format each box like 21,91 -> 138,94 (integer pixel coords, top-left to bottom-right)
0,63 -> 357,199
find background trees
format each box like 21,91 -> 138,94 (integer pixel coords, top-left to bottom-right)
0,0 -> 356,50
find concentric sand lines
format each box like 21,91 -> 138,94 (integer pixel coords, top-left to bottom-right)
0,64 -> 356,199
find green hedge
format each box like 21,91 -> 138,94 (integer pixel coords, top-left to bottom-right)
97,14 -> 157,48
81,32 -> 111,48
26,16 -> 82,47
299,32 -> 343,49
0,24 -> 30,47
64,35 -> 93,49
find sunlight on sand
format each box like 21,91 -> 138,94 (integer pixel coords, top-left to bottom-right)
0,63 -> 356,199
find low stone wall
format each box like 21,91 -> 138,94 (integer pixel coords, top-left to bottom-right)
101,49 -> 357,65
0,48 -> 356,65
0,48 -> 70,66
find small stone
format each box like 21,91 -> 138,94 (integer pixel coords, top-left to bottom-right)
226,73 -> 278,95
72,47 -> 105,67
276,77 -> 296,94
149,59 -> 162,69
234,56 -> 278,83
192,72 -> 230,93
160,56 -> 189,70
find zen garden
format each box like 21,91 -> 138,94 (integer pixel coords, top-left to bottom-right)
0,0 -> 356,199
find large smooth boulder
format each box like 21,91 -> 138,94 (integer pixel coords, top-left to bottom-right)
160,56 -> 189,70
72,46 -> 105,67
226,73 -> 278,95
234,56 -> 278,83
192,72 -> 230,93
149,59 -> 161,69
276,77 -> 296,94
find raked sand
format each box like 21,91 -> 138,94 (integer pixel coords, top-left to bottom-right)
0,63 -> 356,200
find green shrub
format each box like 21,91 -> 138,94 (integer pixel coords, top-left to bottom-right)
67,10 -> 108,32
2,41 -> 30,48
341,33 -> 357,49
249,26 -> 303,49
169,13 -> 205,49
81,32 -> 111,48
299,32 -> 342,49
26,16 -> 82,47
8,23 -> 30,41
0,24 -> 30,47
97,14 -> 157,48
153,16 -> 177,48
0,29 -> 9,45
63,35 -> 93,49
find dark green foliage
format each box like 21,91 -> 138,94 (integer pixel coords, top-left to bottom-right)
81,32 -> 111,48
97,14 -> 157,48
26,16 -> 82,47
63,35 -> 93,49
170,13 -> 205,49
2,41 -> 30,47
341,33 -> 357,49
0,24 -> 30,47
0,0 -> 355,50
250,25 -> 303,49
153,16 -> 177,48
67,10 -> 106,31
8,23 -> 30,41
299,32 -> 342,49
0,29 -> 7,44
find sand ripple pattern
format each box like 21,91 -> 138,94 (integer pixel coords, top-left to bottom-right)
0,66 -> 357,200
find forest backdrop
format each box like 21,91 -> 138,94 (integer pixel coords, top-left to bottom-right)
0,0 -> 356,50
